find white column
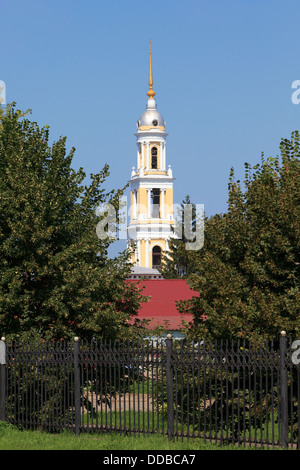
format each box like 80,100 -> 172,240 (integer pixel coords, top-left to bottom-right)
146,142 -> 150,169
142,142 -> 145,169
135,244 -> 138,265
147,189 -> 151,218
163,142 -> 166,170
160,142 -> 163,170
161,189 -> 165,219
137,239 -> 141,266
135,190 -> 138,219
141,143 -> 144,169
132,190 -> 136,219
145,238 -> 149,268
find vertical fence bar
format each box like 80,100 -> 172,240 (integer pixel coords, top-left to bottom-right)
271,340 -> 275,447
280,331 -> 288,449
3,335 -> 300,448
288,339 -> 295,448
166,334 -> 174,441
74,337 -> 81,436
298,364 -> 300,450
0,337 -> 6,422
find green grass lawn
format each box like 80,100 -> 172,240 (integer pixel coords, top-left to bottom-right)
0,421 -> 284,451
84,408 -> 281,447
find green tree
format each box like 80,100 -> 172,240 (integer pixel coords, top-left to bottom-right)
161,195 -> 199,279
0,103 -> 145,341
178,132 -> 300,344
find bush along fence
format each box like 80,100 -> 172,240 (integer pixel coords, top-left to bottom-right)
0,331 -> 299,449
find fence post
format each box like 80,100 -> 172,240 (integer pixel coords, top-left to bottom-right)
166,334 -> 174,441
0,337 -> 6,422
74,337 -> 81,436
280,331 -> 288,448
298,364 -> 300,450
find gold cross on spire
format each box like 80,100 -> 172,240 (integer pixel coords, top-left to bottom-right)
147,40 -> 156,99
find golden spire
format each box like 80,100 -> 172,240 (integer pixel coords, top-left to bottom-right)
147,40 -> 156,99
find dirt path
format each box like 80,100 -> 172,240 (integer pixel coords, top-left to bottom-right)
85,392 -> 154,412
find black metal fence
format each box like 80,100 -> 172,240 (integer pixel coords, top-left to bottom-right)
0,332 -> 299,449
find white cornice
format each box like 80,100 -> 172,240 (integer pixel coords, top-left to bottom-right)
129,176 -> 175,185
135,131 -> 168,139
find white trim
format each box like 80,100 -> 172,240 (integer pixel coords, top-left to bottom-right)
146,141 -> 150,169
135,131 -> 168,139
129,179 -> 175,191
137,239 -> 141,266
161,189 -> 165,219
128,229 -> 174,240
141,142 -> 145,170
145,238 -> 150,268
147,189 -> 151,218
150,241 -> 165,251
132,190 -> 137,219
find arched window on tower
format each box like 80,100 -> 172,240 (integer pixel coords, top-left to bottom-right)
151,189 -> 160,218
152,245 -> 162,269
151,147 -> 158,169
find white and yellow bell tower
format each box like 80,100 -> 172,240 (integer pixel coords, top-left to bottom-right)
127,42 -> 175,270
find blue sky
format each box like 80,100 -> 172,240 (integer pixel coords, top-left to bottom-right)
1,0 -> 300,255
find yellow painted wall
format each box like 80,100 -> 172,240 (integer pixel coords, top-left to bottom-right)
136,142 -> 166,170
137,187 -> 147,217
130,131 -> 174,269
165,188 -> 173,219
144,170 -> 166,176
140,239 -> 146,267
138,125 -> 165,131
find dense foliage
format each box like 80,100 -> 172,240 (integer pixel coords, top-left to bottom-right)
0,104 -> 146,342
161,195 -> 199,279
173,133 -> 300,343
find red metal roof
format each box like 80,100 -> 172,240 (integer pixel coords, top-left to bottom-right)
128,279 -> 199,330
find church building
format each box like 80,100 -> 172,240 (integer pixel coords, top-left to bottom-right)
127,42 -> 175,272
126,43 -> 202,336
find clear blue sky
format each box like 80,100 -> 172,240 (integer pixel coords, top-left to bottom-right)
1,0 -> 300,255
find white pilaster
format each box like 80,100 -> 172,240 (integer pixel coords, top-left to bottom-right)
145,238 -> 149,268
160,142 -> 163,170
137,239 -> 141,266
142,142 -> 145,169
146,142 -> 150,169
132,190 -> 136,219
134,190 -> 138,219
147,189 -> 151,218
161,189 -> 165,219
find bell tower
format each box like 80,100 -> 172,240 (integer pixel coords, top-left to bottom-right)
127,42 -> 175,270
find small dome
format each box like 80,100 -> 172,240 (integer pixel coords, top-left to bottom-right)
137,98 -> 165,128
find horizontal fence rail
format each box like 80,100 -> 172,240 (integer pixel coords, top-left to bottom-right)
0,333 -> 299,449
